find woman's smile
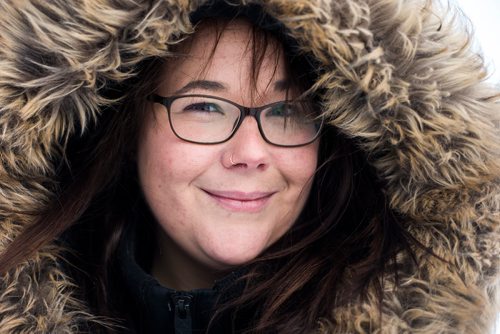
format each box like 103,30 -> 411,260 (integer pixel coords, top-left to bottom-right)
201,188 -> 276,213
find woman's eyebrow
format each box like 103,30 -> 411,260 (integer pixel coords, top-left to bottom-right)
174,80 -> 227,95
273,79 -> 290,92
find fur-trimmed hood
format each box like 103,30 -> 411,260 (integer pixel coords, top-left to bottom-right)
0,0 -> 499,333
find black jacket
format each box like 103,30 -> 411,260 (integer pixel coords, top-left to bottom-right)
112,221 -> 249,334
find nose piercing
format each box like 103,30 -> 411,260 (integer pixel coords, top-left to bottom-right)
230,154 -> 236,166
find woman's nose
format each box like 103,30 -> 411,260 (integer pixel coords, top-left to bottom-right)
223,116 -> 271,170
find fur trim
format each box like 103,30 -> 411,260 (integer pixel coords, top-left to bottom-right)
0,245 -> 104,333
0,0 -> 498,332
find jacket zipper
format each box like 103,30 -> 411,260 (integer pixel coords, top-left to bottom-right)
173,292 -> 193,333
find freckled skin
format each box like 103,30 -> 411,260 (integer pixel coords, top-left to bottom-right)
137,19 -> 319,289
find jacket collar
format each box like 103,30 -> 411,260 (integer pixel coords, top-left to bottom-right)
115,220 -> 244,333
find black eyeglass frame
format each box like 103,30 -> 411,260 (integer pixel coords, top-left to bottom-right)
149,94 -> 324,148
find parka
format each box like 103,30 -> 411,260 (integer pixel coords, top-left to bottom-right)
0,0 -> 499,333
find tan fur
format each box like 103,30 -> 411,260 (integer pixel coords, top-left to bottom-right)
0,0 -> 498,332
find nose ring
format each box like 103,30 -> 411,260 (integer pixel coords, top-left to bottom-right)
229,154 -> 236,166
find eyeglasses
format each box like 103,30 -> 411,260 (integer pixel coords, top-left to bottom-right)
149,94 -> 323,147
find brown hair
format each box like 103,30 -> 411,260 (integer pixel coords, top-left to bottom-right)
0,15 -> 421,334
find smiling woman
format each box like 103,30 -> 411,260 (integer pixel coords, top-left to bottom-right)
0,0 -> 498,334
139,19 -> 319,284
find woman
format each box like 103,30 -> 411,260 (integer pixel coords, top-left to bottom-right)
0,0 -> 498,333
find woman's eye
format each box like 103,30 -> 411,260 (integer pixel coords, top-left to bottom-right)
184,102 -> 223,113
268,103 -> 295,117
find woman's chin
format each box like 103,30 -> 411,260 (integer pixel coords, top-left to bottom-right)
199,236 -> 269,269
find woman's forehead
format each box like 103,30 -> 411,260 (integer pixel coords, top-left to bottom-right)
175,18 -> 281,59
158,18 -> 289,101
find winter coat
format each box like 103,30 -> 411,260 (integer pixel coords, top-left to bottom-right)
0,0 -> 498,333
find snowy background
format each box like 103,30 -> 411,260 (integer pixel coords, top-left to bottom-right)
451,1 -> 500,333
454,0 -> 500,84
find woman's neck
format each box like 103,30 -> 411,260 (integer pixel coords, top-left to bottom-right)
151,228 -> 224,291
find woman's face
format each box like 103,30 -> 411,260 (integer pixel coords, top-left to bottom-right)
137,20 -> 319,273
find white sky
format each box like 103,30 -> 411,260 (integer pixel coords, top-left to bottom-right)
442,1 -> 500,333
454,0 -> 500,84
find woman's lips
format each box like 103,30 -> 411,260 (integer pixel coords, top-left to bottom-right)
202,189 -> 275,213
